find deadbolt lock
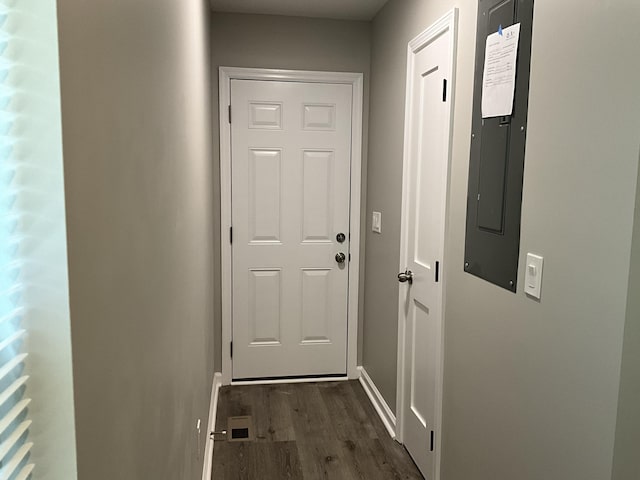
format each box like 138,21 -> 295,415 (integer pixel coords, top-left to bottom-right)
336,232 -> 346,243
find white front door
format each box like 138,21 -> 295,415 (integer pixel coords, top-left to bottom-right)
230,79 -> 352,380
398,16 -> 455,479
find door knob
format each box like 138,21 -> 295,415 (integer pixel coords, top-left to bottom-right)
398,269 -> 413,284
335,252 -> 346,264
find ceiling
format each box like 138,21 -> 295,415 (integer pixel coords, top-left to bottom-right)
209,0 -> 390,21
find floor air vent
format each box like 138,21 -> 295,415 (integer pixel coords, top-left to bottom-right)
227,416 -> 254,442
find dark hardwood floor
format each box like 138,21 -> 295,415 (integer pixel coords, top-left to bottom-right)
212,380 -> 424,479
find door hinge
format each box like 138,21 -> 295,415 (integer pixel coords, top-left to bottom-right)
442,79 -> 447,102
228,105 -> 232,123
430,430 -> 435,451
230,341 -> 233,358
435,260 -> 440,283
230,226 -> 233,244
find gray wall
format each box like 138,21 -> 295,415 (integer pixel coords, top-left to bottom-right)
56,1 -> 215,478
210,12 -> 371,371
365,1 -> 640,479
613,154 -> 640,480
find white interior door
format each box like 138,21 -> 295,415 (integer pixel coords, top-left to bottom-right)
398,20 -> 454,480
230,79 -> 352,380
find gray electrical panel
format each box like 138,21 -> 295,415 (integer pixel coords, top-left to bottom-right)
464,0 -> 534,292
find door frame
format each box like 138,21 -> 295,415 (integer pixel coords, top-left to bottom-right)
219,67 -> 364,385
395,9 -> 458,479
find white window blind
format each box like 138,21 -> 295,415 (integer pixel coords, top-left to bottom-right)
0,2 -> 35,479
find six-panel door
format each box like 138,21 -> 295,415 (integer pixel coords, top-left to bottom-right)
231,79 -> 352,380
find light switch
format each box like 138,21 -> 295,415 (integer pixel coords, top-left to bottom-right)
372,211 -> 382,233
524,253 -> 543,299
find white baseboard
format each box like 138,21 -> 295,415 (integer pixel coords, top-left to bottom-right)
357,366 -> 396,439
202,372 -> 222,480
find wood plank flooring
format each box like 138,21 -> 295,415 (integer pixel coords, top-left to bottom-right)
212,380 -> 423,479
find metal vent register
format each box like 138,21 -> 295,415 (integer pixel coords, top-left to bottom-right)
227,416 -> 254,442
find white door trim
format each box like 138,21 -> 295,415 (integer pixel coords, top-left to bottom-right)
219,67 -> 364,385
395,9 -> 458,480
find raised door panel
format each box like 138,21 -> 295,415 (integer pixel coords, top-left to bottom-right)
249,269 -> 281,345
301,150 -> 334,243
413,67 -> 444,272
249,149 -> 281,243
303,103 -> 336,130
409,299 -> 436,428
301,269 -> 331,344
249,102 -> 282,129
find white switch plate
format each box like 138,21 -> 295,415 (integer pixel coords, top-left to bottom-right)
372,211 -> 382,233
524,253 -> 543,299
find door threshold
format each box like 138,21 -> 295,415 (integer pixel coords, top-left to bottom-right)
231,374 -> 348,386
